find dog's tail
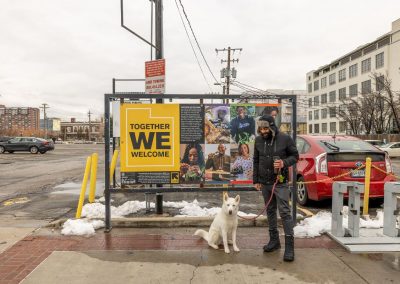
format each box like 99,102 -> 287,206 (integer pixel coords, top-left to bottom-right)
194,229 -> 209,242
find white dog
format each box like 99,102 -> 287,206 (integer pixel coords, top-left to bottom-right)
194,193 -> 240,253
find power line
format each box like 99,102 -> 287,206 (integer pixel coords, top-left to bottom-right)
174,0 -> 212,92
177,0 -> 219,84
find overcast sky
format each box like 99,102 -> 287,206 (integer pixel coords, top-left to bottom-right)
0,0 -> 399,121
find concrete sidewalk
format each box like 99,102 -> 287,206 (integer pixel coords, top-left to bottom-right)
0,226 -> 399,284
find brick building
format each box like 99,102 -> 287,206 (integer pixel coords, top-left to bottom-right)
0,105 -> 40,134
60,118 -> 104,142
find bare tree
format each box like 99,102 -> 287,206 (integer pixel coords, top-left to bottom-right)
338,100 -> 362,134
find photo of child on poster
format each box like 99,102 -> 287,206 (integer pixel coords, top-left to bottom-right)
230,143 -> 253,183
230,105 -> 256,145
179,143 -> 205,184
204,143 -> 231,183
204,105 -> 230,144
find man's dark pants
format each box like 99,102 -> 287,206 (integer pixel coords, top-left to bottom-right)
261,184 -> 294,236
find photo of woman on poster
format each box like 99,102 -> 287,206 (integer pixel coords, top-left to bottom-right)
230,105 -> 255,144
204,105 -> 230,144
231,143 -> 253,181
180,143 -> 205,183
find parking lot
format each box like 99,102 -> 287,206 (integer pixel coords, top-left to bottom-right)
1,144 -> 399,222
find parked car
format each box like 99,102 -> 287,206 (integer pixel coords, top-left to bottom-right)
296,135 -> 395,205
0,136 -> 11,142
364,139 -> 385,147
378,142 -> 400,158
0,137 -> 55,154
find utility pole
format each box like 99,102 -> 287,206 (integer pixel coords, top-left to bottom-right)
40,103 -> 49,139
215,47 -> 242,102
155,0 -> 163,104
88,110 -> 92,142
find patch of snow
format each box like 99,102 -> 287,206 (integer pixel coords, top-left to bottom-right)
61,219 -> 104,236
294,206 -> 385,238
52,182 -> 104,196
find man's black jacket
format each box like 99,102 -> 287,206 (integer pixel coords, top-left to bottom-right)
253,130 -> 299,185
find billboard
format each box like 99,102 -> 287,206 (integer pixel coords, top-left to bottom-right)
120,103 -> 281,185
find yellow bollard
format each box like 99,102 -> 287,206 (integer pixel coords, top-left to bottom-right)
76,156 -> 92,219
88,153 -> 98,203
110,150 -> 120,184
362,157 -> 372,216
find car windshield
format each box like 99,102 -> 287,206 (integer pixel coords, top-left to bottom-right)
380,143 -> 395,148
318,139 -> 379,152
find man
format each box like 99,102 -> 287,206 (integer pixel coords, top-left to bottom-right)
230,106 -> 255,144
205,143 -> 230,181
253,115 -> 299,262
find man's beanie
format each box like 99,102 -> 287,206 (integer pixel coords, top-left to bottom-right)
257,115 -> 275,128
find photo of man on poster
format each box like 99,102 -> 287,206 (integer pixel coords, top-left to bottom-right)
205,143 -> 231,182
204,105 -> 230,144
230,105 -> 255,144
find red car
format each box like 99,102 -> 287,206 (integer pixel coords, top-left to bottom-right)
296,135 -> 395,205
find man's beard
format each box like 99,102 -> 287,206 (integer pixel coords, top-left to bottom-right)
262,132 -> 272,139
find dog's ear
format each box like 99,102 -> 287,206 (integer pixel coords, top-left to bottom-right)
234,195 -> 240,203
223,192 -> 228,202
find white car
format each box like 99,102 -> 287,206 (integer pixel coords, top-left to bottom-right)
379,142 -> 400,157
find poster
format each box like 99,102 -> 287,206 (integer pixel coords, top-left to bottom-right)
120,103 -> 281,185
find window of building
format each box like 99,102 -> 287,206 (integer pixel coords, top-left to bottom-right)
321,93 -> 327,104
308,83 -> 312,93
321,108 -> 328,119
322,123 -> 327,133
329,91 -> 336,103
329,73 -> 336,85
361,80 -> 371,94
376,52 -> 384,69
338,69 -> 346,82
339,121 -> 347,133
349,84 -> 358,97
330,122 -> 337,133
329,107 -> 336,118
321,77 -> 327,88
361,58 -> 371,73
309,111 -> 312,120
314,124 -> 320,133
339,87 -> 346,100
309,124 -> 313,134
376,75 -> 384,92
314,80 -> 319,91
314,109 -> 319,120
308,98 -> 312,107
349,63 -> 358,78
314,96 -> 319,106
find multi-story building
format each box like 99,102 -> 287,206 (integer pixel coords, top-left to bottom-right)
306,18 -> 400,134
40,118 -> 61,132
60,118 -> 104,142
0,105 -> 40,133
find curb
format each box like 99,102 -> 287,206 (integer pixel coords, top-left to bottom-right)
47,215 -> 306,229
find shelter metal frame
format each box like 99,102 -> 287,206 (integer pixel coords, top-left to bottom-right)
104,93 -> 298,231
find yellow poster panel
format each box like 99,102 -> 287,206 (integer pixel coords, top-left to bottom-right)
120,104 -> 180,172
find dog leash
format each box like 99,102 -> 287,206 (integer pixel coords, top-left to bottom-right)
237,173 -> 280,221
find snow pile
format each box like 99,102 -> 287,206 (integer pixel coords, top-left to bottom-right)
294,211 -> 332,238
294,207 -> 385,238
81,200 -> 154,218
61,219 -> 105,236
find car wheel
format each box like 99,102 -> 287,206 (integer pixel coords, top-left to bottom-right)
0,146 -> 5,154
297,176 -> 309,206
7,150 -> 14,153
30,146 -> 39,154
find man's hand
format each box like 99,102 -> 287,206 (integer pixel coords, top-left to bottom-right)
254,183 -> 262,191
273,159 -> 284,170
